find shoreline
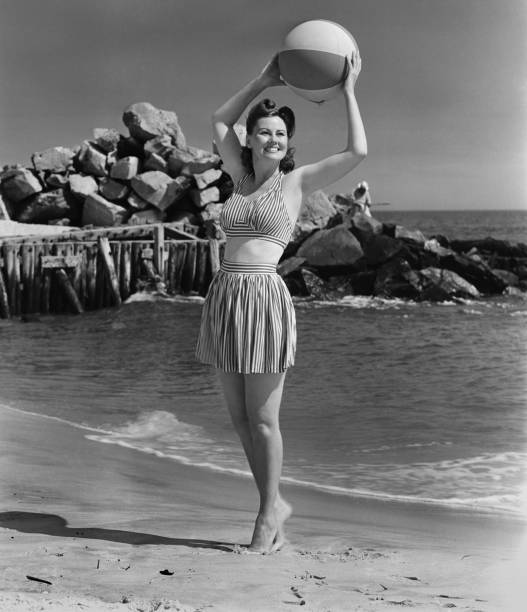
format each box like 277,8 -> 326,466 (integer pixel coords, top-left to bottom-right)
1,403 -> 525,611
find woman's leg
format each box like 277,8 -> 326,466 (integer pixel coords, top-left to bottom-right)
217,370 -> 291,551
244,371 -> 286,552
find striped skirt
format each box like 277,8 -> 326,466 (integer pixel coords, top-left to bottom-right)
195,260 -> 296,374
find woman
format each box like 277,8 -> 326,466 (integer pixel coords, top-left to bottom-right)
196,52 -> 366,553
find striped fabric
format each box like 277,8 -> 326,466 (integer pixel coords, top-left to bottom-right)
195,260 -> 296,374
220,172 -> 294,248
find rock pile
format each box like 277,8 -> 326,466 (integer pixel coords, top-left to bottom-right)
0,102 -> 235,238
279,191 -> 527,301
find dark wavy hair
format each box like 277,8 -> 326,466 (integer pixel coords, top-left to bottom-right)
241,98 -> 296,175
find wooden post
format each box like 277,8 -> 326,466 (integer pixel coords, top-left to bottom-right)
21,244 -> 34,314
33,243 -> 43,314
195,241 -> 208,295
54,268 -> 83,314
0,266 -> 10,319
172,242 -> 187,293
140,247 -> 157,280
40,244 -> 51,314
181,241 -> 197,294
98,237 -> 122,307
209,239 -> 220,275
120,241 -> 132,300
86,243 -> 98,309
153,224 -> 164,276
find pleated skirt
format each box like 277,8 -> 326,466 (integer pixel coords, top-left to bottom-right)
195,260 -> 296,374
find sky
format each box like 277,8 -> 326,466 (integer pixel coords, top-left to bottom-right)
1,0 -> 526,210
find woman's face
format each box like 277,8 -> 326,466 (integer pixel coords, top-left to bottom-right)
247,116 -> 288,165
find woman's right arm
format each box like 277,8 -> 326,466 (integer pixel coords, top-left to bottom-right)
212,57 -> 283,182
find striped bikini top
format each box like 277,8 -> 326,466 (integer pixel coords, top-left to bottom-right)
220,172 -> 294,248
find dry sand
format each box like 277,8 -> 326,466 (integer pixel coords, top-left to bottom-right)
0,405 -> 525,611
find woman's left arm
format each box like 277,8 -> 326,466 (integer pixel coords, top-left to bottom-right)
293,51 -> 367,196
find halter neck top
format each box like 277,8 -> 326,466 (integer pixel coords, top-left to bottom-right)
220,172 -> 294,248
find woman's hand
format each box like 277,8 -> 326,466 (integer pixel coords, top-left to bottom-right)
257,54 -> 285,88
343,50 -> 362,93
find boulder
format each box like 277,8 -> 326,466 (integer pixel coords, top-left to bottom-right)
424,238 -> 455,258
31,146 -> 75,173
122,102 -> 186,148
491,269 -> 519,287
394,225 -> 427,244
144,134 -> 176,159
128,207 -> 165,225
1,169 -> 42,202
69,174 -> 99,199
16,190 -> 71,223
93,128 -> 120,153
143,153 -> 167,173
46,174 -> 69,189
363,234 -> 404,266
277,256 -> 306,278
82,193 -> 128,226
293,190 -> 338,241
75,141 -> 107,177
99,178 -> 129,201
167,146 -> 220,177
110,156 -> 140,180
194,168 -> 222,190
440,252 -> 507,294
296,224 -> 363,267
116,135 -> 143,159
131,172 -> 191,211
419,267 -> 480,301
373,258 -> 422,300
167,209 -> 200,226
198,202 -> 223,223
127,191 -> 150,210
450,237 -> 527,258
349,212 -> 383,244
190,186 -> 220,209
0,193 -> 11,220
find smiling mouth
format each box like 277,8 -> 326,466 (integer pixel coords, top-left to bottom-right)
265,146 -> 280,152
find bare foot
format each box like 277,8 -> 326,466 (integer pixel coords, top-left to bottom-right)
248,514 -> 277,554
272,495 -> 293,552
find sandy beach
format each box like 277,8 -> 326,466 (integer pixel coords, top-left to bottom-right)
0,404 -> 524,611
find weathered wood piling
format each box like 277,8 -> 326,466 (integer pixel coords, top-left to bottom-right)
0,222 -> 224,319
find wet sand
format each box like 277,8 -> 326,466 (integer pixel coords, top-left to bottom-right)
0,405 -> 525,611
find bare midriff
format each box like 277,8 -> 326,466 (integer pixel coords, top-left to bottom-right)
223,236 -> 285,267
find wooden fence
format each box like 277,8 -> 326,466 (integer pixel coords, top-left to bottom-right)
0,223 -> 224,319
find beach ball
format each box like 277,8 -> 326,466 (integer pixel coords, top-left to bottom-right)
278,20 -> 359,103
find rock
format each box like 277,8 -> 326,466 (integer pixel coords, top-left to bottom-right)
167,146 -> 220,177
450,237 -> 527,258
491,269 -> 519,287
424,238 -> 455,258
198,202 -> 223,223
167,209 -> 200,225
144,135 -> 176,159
190,186 -> 220,209
202,219 -> 226,240
419,267 -> 480,301
31,146 -> 75,173
126,191 -> 150,210
99,178 -> 129,201
93,128 -> 121,153
48,218 -> 71,226
363,234 -> 404,266
131,172 -> 191,211
516,265 -> 527,281
69,174 -> 99,198
277,256 -> 306,277
0,193 -> 11,219
16,190 -> 71,223
373,258 -> 422,299
122,102 -> 186,148
128,207 -> 165,225
347,270 -> 376,295
1,169 -> 43,202
301,269 -> 332,300
117,135 -> 143,158
75,141 -> 107,177
293,191 -> 338,241
193,168 -> 222,190
349,212 -> 383,243
395,225 -> 427,244
440,252 -> 507,294
143,153 -> 167,173
110,156 -> 140,180
82,193 -> 128,226
46,174 -> 69,189
296,224 -> 363,267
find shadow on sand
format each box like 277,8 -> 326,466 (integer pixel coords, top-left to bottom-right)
0,511 -> 234,552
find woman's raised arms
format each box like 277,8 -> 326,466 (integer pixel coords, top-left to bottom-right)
212,57 -> 284,184
288,51 -> 367,197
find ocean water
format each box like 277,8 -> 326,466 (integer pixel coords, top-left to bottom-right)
1,210 -> 526,519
